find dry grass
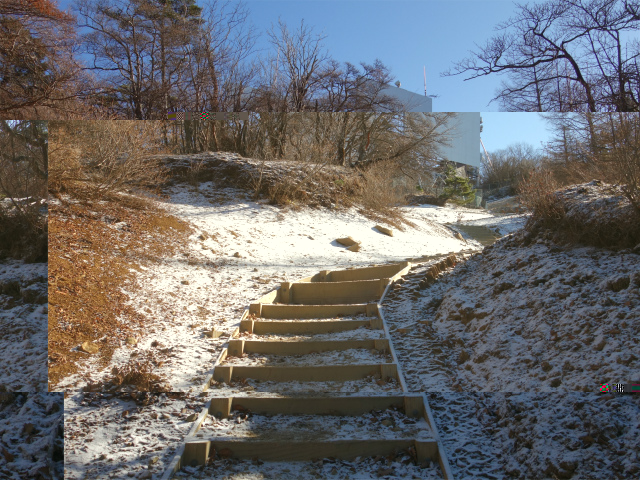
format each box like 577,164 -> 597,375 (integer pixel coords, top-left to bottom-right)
357,162 -> 404,211
518,168 -> 566,228
518,178 -> 640,249
0,207 -> 47,262
48,195 -> 192,390
49,121 -> 168,199
354,162 -> 417,230
85,351 -> 171,392
247,158 -> 417,227
164,153 -> 419,227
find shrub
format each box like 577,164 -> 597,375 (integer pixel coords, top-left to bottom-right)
49,121 -> 168,198
440,164 -> 476,205
0,204 -> 47,262
106,353 -> 170,392
519,176 -> 640,249
358,161 -> 405,212
518,168 -> 565,228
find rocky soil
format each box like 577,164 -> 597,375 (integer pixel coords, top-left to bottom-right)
0,392 -> 64,479
0,260 -> 48,392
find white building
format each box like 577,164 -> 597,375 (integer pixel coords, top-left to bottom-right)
437,112 -> 482,172
381,84 -> 482,180
378,84 -> 433,112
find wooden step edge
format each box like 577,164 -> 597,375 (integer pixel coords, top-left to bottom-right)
249,303 -> 379,319
181,438 -> 438,467
420,393 -> 454,480
283,278 -> 391,305
159,405 -> 209,480
377,306 -> 409,393
201,309 -> 247,393
212,363 -> 400,384
305,262 -> 411,283
227,338 -> 390,356
208,394 -> 417,418
241,318 -> 384,335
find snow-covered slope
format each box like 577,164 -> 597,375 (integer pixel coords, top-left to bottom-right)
383,182 -> 640,392
62,179 -> 639,480
413,235 -> 639,392
0,393 -> 63,479
0,259 -> 47,392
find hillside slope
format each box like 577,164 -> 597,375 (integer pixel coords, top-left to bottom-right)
385,181 -> 639,392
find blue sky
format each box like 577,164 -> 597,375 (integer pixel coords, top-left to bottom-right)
481,113 -> 551,152
244,0 -> 520,112
58,0 -> 553,150
241,1 -> 554,149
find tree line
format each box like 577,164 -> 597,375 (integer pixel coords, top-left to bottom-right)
4,0 -> 640,118
1,0 -> 417,119
481,112 -> 640,215
446,0 -> 640,112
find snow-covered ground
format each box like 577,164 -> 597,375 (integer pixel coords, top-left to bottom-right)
0,259 -> 47,392
59,182 -> 510,393
64,392 -> 202,480
428,392 -> 640,479
382,237 -> 640,392
62,179 -> 640,479
0,392 -> 63,479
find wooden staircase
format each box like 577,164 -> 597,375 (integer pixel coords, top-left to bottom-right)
162,262 -> 453,479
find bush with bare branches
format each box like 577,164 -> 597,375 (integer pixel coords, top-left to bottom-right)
357,161 -> 405,212
49,121 -> 167,198
518,168 -> 565,228
0,121 -> 48,261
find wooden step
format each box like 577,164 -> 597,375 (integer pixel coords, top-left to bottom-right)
208,394 -> 426,418
302,262 -> 411,283
240,317 -> 383,335
212,363 -> 399,384
182,438 -> 438,466
227,339 -> 389,356
278,278 -> 390,305
249,302 -> 379,319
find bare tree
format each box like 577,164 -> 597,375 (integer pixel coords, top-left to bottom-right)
444,0 -> 640,112
76,0 -> 202,119
180,0 -> 257,151
543,112 -> 640,210
181,0 -> 256,112
266,18 -> 329,113
0,1 -> 89,117
482,142 -> 542,188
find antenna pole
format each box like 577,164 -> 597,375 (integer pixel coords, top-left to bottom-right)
423,66 -> 427,96
480,137 -> 493,169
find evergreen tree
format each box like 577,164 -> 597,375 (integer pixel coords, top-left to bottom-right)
440,163 -> 476,205
0,3 -> 82,117
77,0 -> 203,119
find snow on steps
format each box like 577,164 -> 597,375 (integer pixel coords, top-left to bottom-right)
161,262 -> 453,479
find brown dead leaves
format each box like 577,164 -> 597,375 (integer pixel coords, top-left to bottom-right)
48,196 -> 192,389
